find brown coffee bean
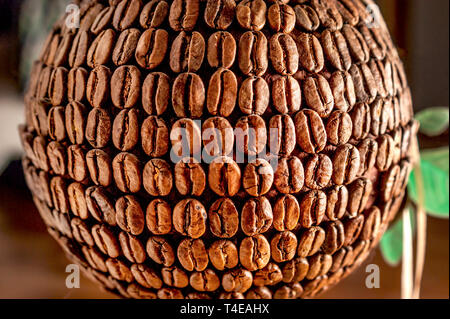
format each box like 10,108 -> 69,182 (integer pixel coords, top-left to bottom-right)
396,160 -> 412,197
336,0 -> 359,25
296,32 -> 324,73
47,141 -> 67,176
273,194 -> 300,231
238,31 -> 268,76
350,102 -> 371,140
53,32 -> 73,67
87,29 -> 115,68
299,190 -> 326,228
173,198 -> 207,238
207,31 -> 237,69
303,75 -> 334,117
36,66 -> 52,100
112,108 -> 140,151
82,246 -> 107,272
357,138 -> 378,175
269,33 -> 298,75
222,268 -> 253,293
360,24 -> 386,60
254,265 -> 283,289
112,152 -> 142,193
85,108 -> 111,149
86,65 -> 111,108
67,67 -> 88,103
311,0 -> 343,31
271,75 -> 301,114
127,284 -> 157,299
48,106 -> 66,142
141,116 -> 169,157
326,185 -> 348,221
68,182 -> 89,220
142,72 -> 170,116
369,97 -> 388,136
143,158 -> 173,196
209,198 -> 239,238
170,31 -> 205,73
235,114 -> 267,155
282,257 -> 309,283
344,214 -> 365,246
67,145 -> 87,182
174,160 -> 206,196
146,236 -> 175,267
91,6 -> 115,35
157,288 -> 184,299
86,149 -> 112,187
31,99 -> 50,136
380,164 -> 401,202
321,30 -> 352,72
332,144 -> 360,185
361,206 -> 381,241
204,0 -> 236,30
322,221 -> 345,255
190,269 -> 221,292
297,227 -> 325,258
169,0 -> 200,31
68,31 -> 89,68
208,240 -> 239,271
236,0 -> 267,31
239,76 -> 269,115
241,196 -> 273,236
48,67 -> 67,106
106,258 -> 134,283
274,283 -> 303,299
146,199 -> 172,235
349,63 -> 377,104
70,217 -> 94,246
326,111 -> 353,146
207,69 -> 237,117
135,28 -> 169,69
246,287 -> 272,299
243,159 -> 274,197
85,186 -> 116,226
111,65 -> 141,109
369,60 -> 388,99
115,195 -> 145,235
65,101 -> 87,145
376,134 -> 395,172
161,266 -> 189,288
268,3 -> 295,33
79,3 -> 105,32
113,0 -> 142,31
172,73 -> 205,118
342,24 -> 369,64
131,264 -> 163,289
271,231 -> 298,263
330,70 -> 356,112
202,117 -> 234,157
273,156 -> 304,194
140,0 -> 169,29
304,154 -> 333,190
91,224 -> 120,258
329,246 -> 353,273
112,28 -> 141,66
170,118 -> 202,157
33,136 -> 49,171
177,238 -> 209,271
347,178 -> 373,217
306,253 -> 332,280
239,234 -> 271,271
294,4 -> 320,31
208,156 -> 241,196
119,231 -> 146,264
220,292 -> 245,299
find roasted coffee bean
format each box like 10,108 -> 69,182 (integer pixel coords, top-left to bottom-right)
268,3 -> 295,33
253,263 -> 283,287
297,227 -> 325,258
91,6 -> 115,35
68,31 -> 90,68
86,149 -> 112,187
111,65 -> 141,109
271,75 -> 301,114
112,0 -> 142,31
135,28 -> 169,69
220,292 -> 245,299
304,154 -> 333,190
48,67 -> 68,106
282,257 -> 309,283
357,138 -> 378,175
271,231 -> 297,263
141,116 -> 169,157
273,194 -> 300,231
380,164 -> 401,202
146,236 -> 175,267
119,231 -> 146,264
67,67 -> 88,103
222,268 -> 253,293
170,118 -> 202,157
140,0 -> 169,29
236,0 -> 267,31
269,33 -> 298,75
330,70 -> 356,112
106,258 -> 133,283
170,31 -> 205,73
360,24 -> 386,60
91,224 -> 120,258
299,190 -> 326,228
67,145 -> 87,182
169,0 -> 200,31
274,283 -> 303,299
146,199 -> 172,235
342,24 -> 369,64
85,108 -> 111,149
82,246 -> 108,272
115,195 -> 145,235
396,160 -> 412,197
209,198 -> 239,238
177,238 -> 209,271
335,0 -> 359,25
241,196 -> 273,236
112,29 -> 141,66
207,31 -> 237,69
326,185 -> 348,221
33,136 -> 49,171
112,152 -> 142,193
235,115 -> 267,155
332,144 -> 360,185
294,4 -> 320,31
37,66 -> 52,100
306,253 -> 332,280
329,246 -> 353,273
86,65 -> 111,108
311,0 -> 343,31
47,141 -> 67,176
143,158 -> 173,196
369,60 -> 388,99
173,198 -> 207,238
350,102 -> 371,140
127,284 -> 157,299
204,0 -> 236,30
349,63 -> 377,104
369,97 -> 388,136
347,178 -> 372,217
322,221 -> 345,254
157,288 -> 184,299
297,32 -> 324,73
79,3 -> 105,32
202,117 -> 234,156
208,156 -> 241,197
239,234 -> 271,271
161,266 -> 189,288
273,156 -> 304,194
326,111 -> 352,146
71,217 -> 94,246
174,160 -> 206,196
246,287 -> 272,299
207,69 -> 237,117
65,101 -> 87,145
361,206 -> 381,241
190,269 -> 221,292
303,75 -> 334,117
376,134 -> 395,172
321,30 -> 352,72
208,240 -> 239,271
68,182 -> 89,219
172,73 -> 205,118
112,108 -> 140,151
53,210 -> 72,238
87,29 -> 115,68
31,99 -> 50,136
131,264 -> 163,289
243,159 -> 274,197
239,76 -> 269,115
142,72 -> 170,116
238,31 -> 268,76
85,186 -> 117,225
344,214 -> 364,246
53,33 -> 73,67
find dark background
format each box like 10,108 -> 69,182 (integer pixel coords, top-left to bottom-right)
0,0 -> 448,299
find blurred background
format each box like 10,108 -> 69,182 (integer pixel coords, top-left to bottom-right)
0,0 -> 448,299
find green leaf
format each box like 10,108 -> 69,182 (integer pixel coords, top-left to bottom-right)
408,148 -> 449,218
415,107 -> 449,136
